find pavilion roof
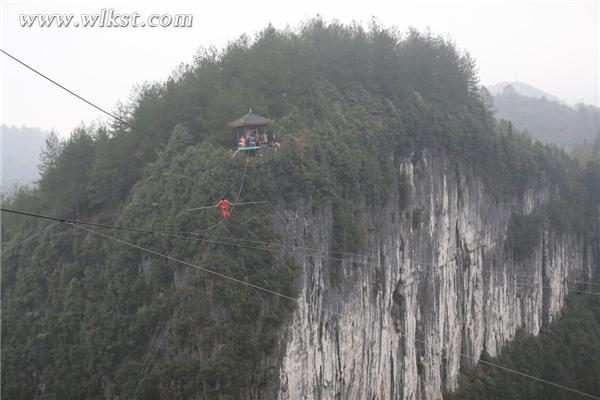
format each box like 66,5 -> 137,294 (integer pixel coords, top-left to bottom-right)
227,109 -> 274,127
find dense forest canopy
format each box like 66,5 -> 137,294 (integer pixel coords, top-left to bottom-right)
2,20 -> 599,399
447,294 -> 600,400
490,84 -> 600,149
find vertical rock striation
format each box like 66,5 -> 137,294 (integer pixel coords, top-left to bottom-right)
274,151 -> 597,400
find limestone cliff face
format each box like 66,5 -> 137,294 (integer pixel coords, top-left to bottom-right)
271,151 -> 597,400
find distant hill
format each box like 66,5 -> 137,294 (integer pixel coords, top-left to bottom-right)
489,84 -> 599,149
1,125 -> 47,194
487,81 -> 560,102
1,23 -> 598,400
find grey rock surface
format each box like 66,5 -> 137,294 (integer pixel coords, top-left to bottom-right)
272,151 -> 597,400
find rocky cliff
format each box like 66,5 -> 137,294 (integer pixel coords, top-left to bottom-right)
3,22 -> 598,400
273,150 -> 597,400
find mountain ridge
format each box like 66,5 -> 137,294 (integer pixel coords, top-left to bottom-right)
487,81 -> 560,102
2,21 -> 599,399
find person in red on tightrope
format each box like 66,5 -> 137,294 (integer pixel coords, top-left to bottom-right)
216,198 -> 233,218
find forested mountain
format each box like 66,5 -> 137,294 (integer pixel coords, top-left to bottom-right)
1,125 -> 48,194
488,84 -> 599,149
448,294 -> 600,400
487,81 -> 559,102
2,21 -> 599,399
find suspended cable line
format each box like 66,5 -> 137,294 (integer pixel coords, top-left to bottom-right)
3,207 -> 600,291
188,205 -> 217,211
203,158 -> 249,231
132,224 -> 228,397
218,223 -> 285,325
188,201 -> 267,212
2,43 -> 596,400
71,221 -> 600,399
70,222 -> 343,316
1,221 -> 63,255
222,223 -> 278,293
3,209 -> 599,397
0,49 -> 164,147
467,357 -> 600,400
401,330 -> 600,400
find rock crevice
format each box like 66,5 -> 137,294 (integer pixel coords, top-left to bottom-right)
275,152 -> 597,400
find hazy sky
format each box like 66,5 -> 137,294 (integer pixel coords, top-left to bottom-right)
1,0 -> 598,137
